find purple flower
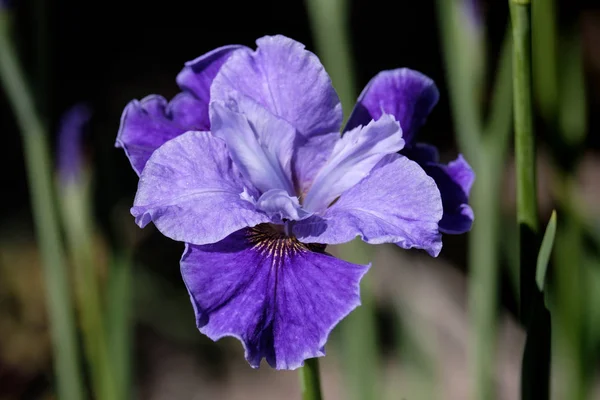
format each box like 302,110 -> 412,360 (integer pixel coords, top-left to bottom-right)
346,69 -> 475,234
57,103 -> 92,184
117,35 -> 449,369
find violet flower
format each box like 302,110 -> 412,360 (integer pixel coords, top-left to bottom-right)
116,35 -> 463,369
346,69 -> 474,234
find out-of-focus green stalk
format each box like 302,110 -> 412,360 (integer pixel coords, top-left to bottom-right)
532,0 -> 558,123
305,0 -> 356,121
60,179 -> 118,400
336,241 -> 379,400
436,2 -> 513,399
0,14 -> 84,400
299,358 -> 323,400
107,252 -> 134,399
435,0 -> 483,165
305,1 -> 380,399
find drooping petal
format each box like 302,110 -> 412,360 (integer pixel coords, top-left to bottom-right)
131,131 -> 269,245
346,69 -> 439,145
294,155 -> 443,256
255,189 -> 312,223
209,99 -> 296,194
421,155 -> 474,234
293,132 -> 339,197
181,227 -> 369,370
176,45 -> 247,107
116,93 -> 207,175
302,114 -> 404,213
211,35 -> 343,138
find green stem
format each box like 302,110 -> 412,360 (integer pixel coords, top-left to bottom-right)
509,0 -> 539,315
299,358 -> 323,400
0,14 -> 84,400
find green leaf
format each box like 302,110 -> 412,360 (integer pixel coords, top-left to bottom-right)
536,210 -> 557,292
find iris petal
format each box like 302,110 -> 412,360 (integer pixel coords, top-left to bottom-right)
209,99 -> 296,195
210,35 -> 343,138
181,227 -> 369,370
294,155 -> 443,256
131,131 -> 269,245
346,68 -> 439,145
302,114 -> 404,213
116,93 -> 206,175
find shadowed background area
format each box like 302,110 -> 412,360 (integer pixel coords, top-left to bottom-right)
1,0 -> 600,399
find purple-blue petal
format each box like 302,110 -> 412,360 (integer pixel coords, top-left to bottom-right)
421,155 -> 474,234
294,154 -> 443,256
131,131 -> 269,245
117,46 -> 241,176
210,35 -> 343,138
302,114 -> 404,213
346,69 -> 439,145
116,93 -> 207,175
293,132 -> 339,198
181,227 -> 369,370
255,189 -> 312,223
176,45 -> 248,109
209,99 -> 296,195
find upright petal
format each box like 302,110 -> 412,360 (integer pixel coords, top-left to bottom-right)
346,69 -> 439,145
421,155 -> 474,234
176,45 -> 247,107
293,132 -> 339,197
211,35 -> 343,138
302,114 -> 404,213
116,93 -> 207,175
131,131 -> 269,245
295,155 -> 443,256
181,227 -> 369,370
210,99 -> 296,194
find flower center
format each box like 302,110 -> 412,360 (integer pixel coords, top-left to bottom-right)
247,224 -> 326,256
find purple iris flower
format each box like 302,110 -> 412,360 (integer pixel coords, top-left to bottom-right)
116,35 -> 462,370
346,69 -> 474,234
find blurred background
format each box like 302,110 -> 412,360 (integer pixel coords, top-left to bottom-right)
1,0 -> 600,399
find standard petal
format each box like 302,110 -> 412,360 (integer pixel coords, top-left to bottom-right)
294,155 -> 443,256
211,35 -> 343,138
293,132 -> 339,197
176,45 -> 247,105
210,99 -> 296,194
116,93 -> 207,175
422,155 -> 474,234
346,69 -> 439,145
302,114 -> 404,213
131,131 -> 269,245
181,227 -> 369,370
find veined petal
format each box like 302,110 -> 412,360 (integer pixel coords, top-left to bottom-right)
211,35 -> 343,138
176,45 -> 248,106
346,69 -> 439,145
303,114 -> 404,213
131,131 -> 269,245
181,227 -> 369,370
294,155 -> 443,256
116,93 -> 206,175
421,155 -> 474,234
293,132 -> 339,197
210,99 -> 296,194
